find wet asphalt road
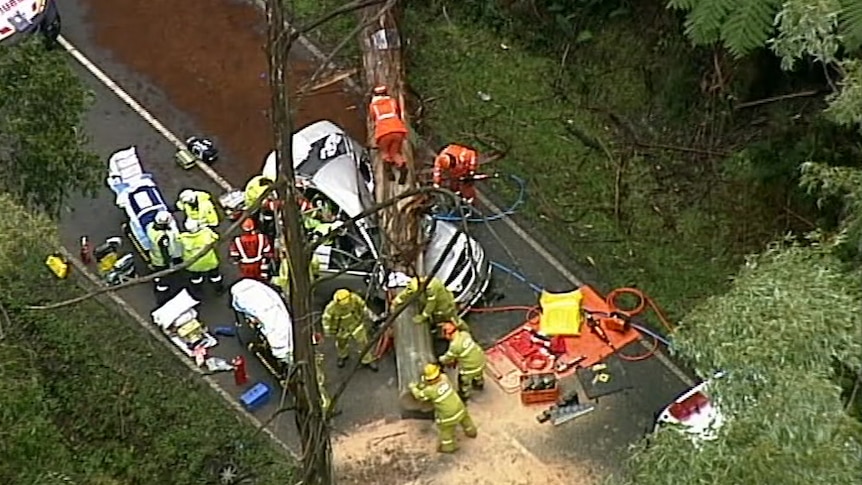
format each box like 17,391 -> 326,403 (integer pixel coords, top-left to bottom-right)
56,0 -> 692,473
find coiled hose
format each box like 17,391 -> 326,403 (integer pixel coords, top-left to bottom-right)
432,174 -> 527,223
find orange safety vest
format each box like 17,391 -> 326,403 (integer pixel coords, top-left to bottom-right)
230,233 -> 271,264
369,95 -> 407,140
433,145 -> 478,184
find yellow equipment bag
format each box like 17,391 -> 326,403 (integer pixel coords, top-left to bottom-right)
45,254 -> 70,279
538,289 -> 583,336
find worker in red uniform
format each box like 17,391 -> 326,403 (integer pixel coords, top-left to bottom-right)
369,85 -> 409,184
229,218 -> 274,281
433,144 -> 479,204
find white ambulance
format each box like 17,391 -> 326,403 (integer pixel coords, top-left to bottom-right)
0,0 -> 60,45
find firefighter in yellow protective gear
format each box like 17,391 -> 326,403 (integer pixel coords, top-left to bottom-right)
392,276 -> 467,333
321,289 -> 379,371
179,219 -> 224,298
409,363 -> 477,453
439,322 -> 486,400
176,189 -> 220,228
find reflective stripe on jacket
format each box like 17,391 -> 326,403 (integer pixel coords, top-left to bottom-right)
410,374 -> 466,424
441,330 -> 486,374
322,293 -> 369,336
369,95 -> 407,140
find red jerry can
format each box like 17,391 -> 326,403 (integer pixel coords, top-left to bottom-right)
232,355 -> 248,386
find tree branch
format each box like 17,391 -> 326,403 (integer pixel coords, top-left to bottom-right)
298,0 -> 396,94
25,178 -> 289,310
291,0 -> 385,41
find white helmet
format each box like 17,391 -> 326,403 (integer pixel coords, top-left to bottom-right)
178,189 -> 196,204
154,211 -> 172,226
184,218 -> 201,233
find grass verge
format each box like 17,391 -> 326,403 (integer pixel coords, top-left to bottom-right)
288,1 -> 794,324
0,195 -> 294,484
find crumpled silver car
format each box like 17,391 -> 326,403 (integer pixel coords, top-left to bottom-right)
263,120 -> 492,309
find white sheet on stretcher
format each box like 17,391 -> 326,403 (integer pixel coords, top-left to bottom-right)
230,278 -> 294,360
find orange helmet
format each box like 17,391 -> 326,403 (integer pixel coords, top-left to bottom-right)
373,85 -> 388,96
441,322 -> 458,338
242,218 -> 256,232
436,153 -> 454,170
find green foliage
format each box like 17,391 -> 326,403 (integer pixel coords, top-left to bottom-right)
0,195 -> 295,484
838,0 -> 862,49
670,0 -> 782,57
825,59 -> 862,129
770,0 -> 842,70
618,243 -> 862,485
0,37 -> 100,215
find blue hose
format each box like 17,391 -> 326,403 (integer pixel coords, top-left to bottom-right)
490,260 -> 674,348
490,261 -> 544,294
433,174 -> 527,223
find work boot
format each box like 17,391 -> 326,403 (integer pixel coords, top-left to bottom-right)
397,166 -> 408,185
465,429 -> 478,439
337,356 -> 348,368
363,361 -> 379,372
437,444 -> 458,453
386,165 -> 396,181
473,379 -> 485,391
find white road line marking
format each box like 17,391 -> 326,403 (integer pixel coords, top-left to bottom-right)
58,247 -> 299,459
56,35 -> 234,192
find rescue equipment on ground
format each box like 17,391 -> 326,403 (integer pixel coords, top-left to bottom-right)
232,355 -> 248,386
93,237 -> 136,286
520,372 -> 559,405
45,253 -> 69,279
204,357 -> 234,373
151,289 -> 218,359
186,136 -> 219,164
240,382 -> 273,412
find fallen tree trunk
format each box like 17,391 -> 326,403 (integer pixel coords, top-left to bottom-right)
358,1 -> 433,414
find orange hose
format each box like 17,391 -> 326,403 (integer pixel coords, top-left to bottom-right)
604,288 -> 675,361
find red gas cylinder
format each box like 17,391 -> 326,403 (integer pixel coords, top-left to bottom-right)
232,356 -> 248,386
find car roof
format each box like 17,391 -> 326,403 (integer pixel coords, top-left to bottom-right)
264,120 -> 371,218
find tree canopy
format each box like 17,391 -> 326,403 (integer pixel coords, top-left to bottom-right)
616,242 -> 862,485
0,38 -> 100,215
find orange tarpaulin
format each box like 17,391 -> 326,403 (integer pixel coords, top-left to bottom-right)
485,286 -> 642,390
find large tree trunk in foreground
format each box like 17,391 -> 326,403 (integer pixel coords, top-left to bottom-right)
266,1 -> 333,483
358,1 -> 433,414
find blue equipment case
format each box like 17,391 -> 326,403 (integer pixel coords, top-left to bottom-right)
240,382 -> 272,412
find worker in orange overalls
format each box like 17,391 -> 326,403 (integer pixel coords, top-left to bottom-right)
369,85 -> 409,184
433,144 -> 479,204
229,218 -> 274,281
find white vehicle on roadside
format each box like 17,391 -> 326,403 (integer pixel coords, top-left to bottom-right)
0,0 -> 60,45
262,120 -> 493,310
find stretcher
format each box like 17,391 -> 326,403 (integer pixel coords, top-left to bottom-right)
106,147 -> 178,265
230,278 -> 295,384
151,289 -> 218,358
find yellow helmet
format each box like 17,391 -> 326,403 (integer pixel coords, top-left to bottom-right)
423,363 -> 441,381
334,289 -> 351,304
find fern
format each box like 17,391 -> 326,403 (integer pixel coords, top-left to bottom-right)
667,0 -> 699,12
683,0 -> 734,45
839,0 -> 862,50
720,0 -> 784,57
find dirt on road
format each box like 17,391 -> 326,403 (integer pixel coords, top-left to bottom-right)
83,0 -> 366,186
80,0 -> 604,483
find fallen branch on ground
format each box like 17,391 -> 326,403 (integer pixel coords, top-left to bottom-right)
733,90 -> 820,110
